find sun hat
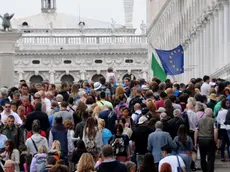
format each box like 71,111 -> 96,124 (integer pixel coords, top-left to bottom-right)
138,116 -> 148,125
156,107 -> 166,113
93,82 -> 102,91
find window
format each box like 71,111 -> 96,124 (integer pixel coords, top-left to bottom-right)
32,60 -> 40,64
64,60 -> 72,64
22,22 -> 28,26
125,59 -> 133,63
95,60 -> 103,64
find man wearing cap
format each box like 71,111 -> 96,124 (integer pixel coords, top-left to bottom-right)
141,85 -> 149,98
147,121 -> 176,168
131,115 -> 152,169
207,93 -> 217,111
159,144 -> 186,172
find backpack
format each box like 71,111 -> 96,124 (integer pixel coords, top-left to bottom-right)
36,156 -> 46,172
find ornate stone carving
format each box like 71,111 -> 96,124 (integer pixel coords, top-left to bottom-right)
43,57 -> 51,65
0,13 -> 14,31
22,57 -> 30,66
114,56 -> 123,64
53,57 -> 62,65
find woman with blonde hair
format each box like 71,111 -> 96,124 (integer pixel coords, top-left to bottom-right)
30,145 -> 48,172
49,140 -> 61,161
92,105 -> 102,119
71,83 -> 81,103
98,118 -> 112,145
115,86 -> 125,99
77,153 -> 95,172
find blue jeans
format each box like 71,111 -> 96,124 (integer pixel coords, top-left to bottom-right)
178,153 -> 192,172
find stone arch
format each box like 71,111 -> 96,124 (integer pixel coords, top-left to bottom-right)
30,75 -> 43,84
122,73 -> 136,81
91,74 -> 105,82
61,74 -> 74,84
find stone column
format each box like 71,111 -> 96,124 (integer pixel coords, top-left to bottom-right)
18,71 -> 24,81
223,1 -> 229,64
214,10 -> 219,71
0,30 -> 21,88
218,4 -> 224,68
80,70 -> 86,80
49,70 -> 55,84
142,70 -> 147,81
210,16 -> 214,74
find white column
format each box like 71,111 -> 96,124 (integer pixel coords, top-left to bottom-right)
0,31 -> 21,87
194,36 -> 198,77
224,1 -> 229,65
18,71 -> 24,81
200,29 -> 204,76
218,4 -> 224,69
49,71 -> 55,84
214,10 -> 219,71
205,20 -> 210,74
80,70 -> 86,80
210,15 -> 214,75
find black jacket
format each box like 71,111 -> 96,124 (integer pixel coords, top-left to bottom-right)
167,117 -> 186,139
24,110 -> 50,131
97,160 -> 127,172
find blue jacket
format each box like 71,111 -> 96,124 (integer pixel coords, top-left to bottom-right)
148,129 -> 176,163
173,136 -> 193,155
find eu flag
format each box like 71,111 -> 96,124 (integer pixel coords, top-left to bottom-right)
156,45 -> 184,75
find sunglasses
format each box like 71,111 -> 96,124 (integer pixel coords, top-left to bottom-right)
5,106 -> 11,108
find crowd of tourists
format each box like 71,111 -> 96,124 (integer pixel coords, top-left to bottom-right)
0,68 -> 228,172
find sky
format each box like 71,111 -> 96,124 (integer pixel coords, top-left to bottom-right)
0,0 -> 146,32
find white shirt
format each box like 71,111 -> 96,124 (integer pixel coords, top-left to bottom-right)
43,97 -> 51,113
131,109 -> 141,123
187,109 -> 199,131
1,110 -> 23,125
159,155 -> 185,172
217,109 -> 228,129
0,134 -> 8,149
200,82 -> 211,96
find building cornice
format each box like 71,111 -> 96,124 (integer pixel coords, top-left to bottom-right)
15,49 -> 147,56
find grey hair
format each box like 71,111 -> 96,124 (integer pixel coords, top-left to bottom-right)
0,88 -> 8,96
173,109 -> 181,117
56,94 -> 63,101
78,89 -> 86,97
155,121 -> 163,129
205,108 -> 213,117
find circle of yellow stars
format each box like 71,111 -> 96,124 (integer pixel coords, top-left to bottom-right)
169,49 -> 184,72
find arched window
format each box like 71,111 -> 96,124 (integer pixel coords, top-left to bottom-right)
30,75 -> 43,84
61,75 -> 74,84
22,22 -> 28,26
91,74 -> 105,82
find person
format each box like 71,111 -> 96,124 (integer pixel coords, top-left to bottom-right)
30,145 -> 48,172
77,153 -> 96,172
158,144 -> 186,172
160,163 -> 172,172
139,153 -> 157,172
1,115 -> 24,148
4,160 -> 16,172
49,164 -> 69,172
131,115 -> 153,170
109,124 -> 130,162
71,140 -> 87,171
25,121 -> 49,155
194,108 -> 218,172
200,75 -> 210,97
48,140 -> 62,161
24,102 -> 50,132
216,98 -> 230,161
52,101 -> 74,126
49,116 -> 74,157
0,140 -> 20,172
82,117 -> 102,159
98,118 -> 112,145
1,101 -> 22,126
173,124 -> 193,172
125,161 -> 136,172
96,145 -> 127,172
43,156 -> 57,172
74,111 -> 89,140
147,121 -> 176,167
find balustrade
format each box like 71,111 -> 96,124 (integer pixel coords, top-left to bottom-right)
17,35 -> 147,45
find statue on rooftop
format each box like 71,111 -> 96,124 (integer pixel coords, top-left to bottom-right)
140,20 -> 146,34
0,13 -> 14,31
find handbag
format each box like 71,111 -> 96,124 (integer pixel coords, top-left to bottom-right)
176,156 -> 183,172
